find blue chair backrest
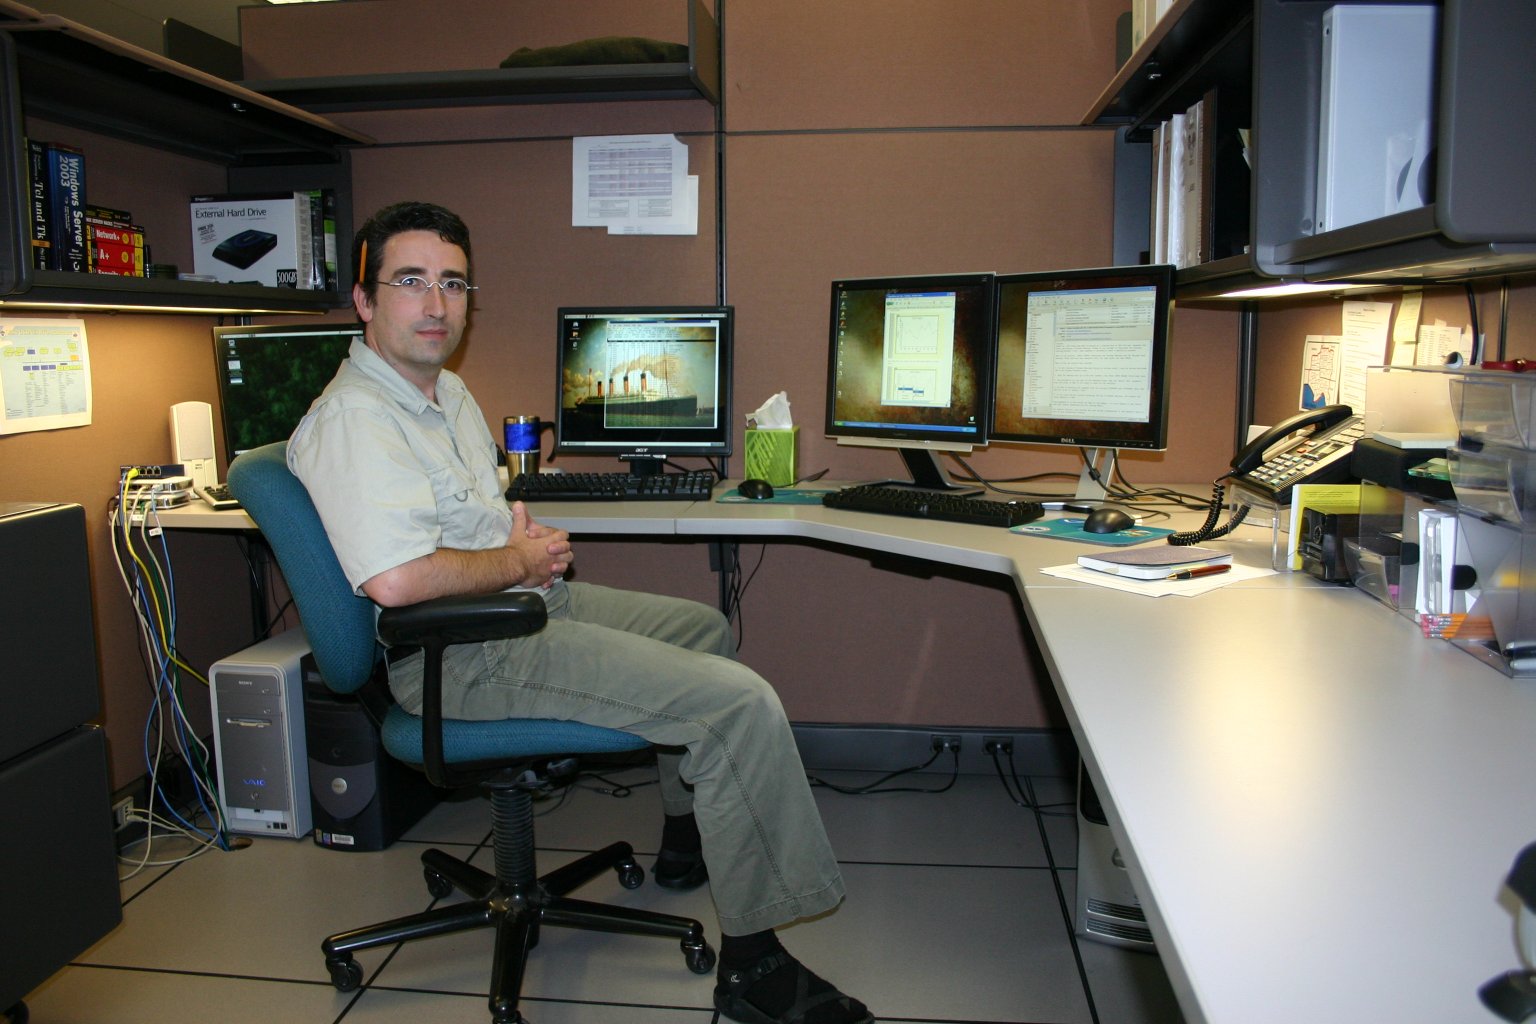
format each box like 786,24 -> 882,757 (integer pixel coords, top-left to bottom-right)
226,442 -> 380,694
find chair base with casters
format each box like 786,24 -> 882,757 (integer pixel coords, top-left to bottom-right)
321,760 -> 715,1024
223,443 -> 716,1024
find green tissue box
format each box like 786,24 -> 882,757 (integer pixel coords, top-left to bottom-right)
744,426 -> 798,487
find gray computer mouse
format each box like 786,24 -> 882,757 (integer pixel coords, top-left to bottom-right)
1082,506 -> 1135,534
737,478 -> 775,500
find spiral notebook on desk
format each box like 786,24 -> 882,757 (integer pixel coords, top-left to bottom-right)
1075,545 -> 1232,580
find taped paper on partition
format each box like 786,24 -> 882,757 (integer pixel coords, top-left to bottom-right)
572,134 -> 695,235
0,317 -> 92,434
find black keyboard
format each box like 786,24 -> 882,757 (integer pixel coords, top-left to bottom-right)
822,484 -> 1045,528
506,471 -> 716,502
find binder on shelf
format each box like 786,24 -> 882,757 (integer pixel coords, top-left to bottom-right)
1315,4 -> 1437,234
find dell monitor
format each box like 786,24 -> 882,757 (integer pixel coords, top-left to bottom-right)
990,264 -> 1175,500
824,272 -> 997,491
213,321 -> 362,459
554,306 -> 733,474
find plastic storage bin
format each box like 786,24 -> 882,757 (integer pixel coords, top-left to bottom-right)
1448,444 -> 1535,523
1453,512 -> 1536,676
1347,481 -> 1406,608
1450,372 -> 1536,450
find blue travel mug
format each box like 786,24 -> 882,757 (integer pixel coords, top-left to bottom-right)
504,416 -> 541,477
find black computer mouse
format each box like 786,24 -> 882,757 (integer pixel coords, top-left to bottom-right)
737,478 -> 775,500
1082,506 -> 1135,534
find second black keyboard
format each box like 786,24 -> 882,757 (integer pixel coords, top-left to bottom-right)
822,484 -> 1044,528
507,471 -> 716,502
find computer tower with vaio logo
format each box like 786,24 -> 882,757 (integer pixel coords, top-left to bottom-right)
209,630 -> 312,838
302,654 -> 438,851
1074,761 -> 1155,951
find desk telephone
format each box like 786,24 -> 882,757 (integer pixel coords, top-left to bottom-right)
1170,404 -> 1363,545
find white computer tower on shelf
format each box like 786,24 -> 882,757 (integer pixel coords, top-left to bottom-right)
1074,760 -> 1155,951
209,630 -> 312,838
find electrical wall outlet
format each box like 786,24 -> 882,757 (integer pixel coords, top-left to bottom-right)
929,734 -> 962,753
112,796 -> 134,830
983,735 -> 1015,756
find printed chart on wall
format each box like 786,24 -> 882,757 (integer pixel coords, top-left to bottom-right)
1298,300 -> 1392,411
0,317 -> 92,434
571,134 -> 697,235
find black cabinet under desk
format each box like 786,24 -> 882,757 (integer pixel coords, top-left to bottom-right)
0,502 -> 122,1014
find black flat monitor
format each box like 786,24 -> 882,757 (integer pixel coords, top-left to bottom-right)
554,306 -> 733,474
213,321 -> 361,459
824,272 -> 997,491
990,264 -> 1175,500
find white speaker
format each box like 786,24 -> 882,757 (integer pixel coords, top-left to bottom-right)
170,400 -> 217,490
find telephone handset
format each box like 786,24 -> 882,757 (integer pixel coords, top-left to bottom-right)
1229,404 -> 1364,501
1169,404 -> 1364,546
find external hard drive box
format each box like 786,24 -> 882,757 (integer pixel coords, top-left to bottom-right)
190,192 -> 313,287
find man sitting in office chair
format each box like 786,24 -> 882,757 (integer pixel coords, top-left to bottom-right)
288,200 -> 873,1024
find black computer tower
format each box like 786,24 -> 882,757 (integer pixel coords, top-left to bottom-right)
302,656 -> 438,851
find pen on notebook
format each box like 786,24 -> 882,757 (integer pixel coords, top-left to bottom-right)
1166,564 -> 1232,581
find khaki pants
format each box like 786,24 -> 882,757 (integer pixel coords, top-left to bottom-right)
387,580 -> 845,935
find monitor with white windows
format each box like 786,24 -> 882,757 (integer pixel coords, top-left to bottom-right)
990,264 -> 1174,500
824,272 -> 997,491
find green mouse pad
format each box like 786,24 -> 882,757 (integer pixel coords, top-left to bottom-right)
716,487 -> 829,505
1010,517 -> 1173,546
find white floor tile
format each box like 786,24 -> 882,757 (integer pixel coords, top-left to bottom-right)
19,760 -> 1185,1024
23,966 -> 354,1023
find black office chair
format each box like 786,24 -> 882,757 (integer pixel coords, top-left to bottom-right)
227,442 -> 714,1024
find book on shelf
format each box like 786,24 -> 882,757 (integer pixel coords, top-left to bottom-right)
1076,544 -> 1233,580
87,220 -> 146,276
1148,92 -> 1218,269
25,138 -> 51,271
301,188 -> 338,291
1161,111 -> 1185,267
47,143 -> 86,273
1150,122 -> 1169,264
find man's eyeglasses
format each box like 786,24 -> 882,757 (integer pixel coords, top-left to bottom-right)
376,276 -> 477,299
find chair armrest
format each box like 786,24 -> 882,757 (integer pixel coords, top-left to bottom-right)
378,591 -> 548,648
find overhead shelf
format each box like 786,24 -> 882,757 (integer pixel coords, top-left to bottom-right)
241,0 -> 720,114
1083,0 -> 1251,133
1091,0 -> 1536,296
0,0 -> 367,313
0,2 -> 369,162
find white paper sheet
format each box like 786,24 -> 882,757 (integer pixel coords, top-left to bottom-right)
1039,561 -> 1275,597
0,317 -> 92,434
572,134 -> 692,234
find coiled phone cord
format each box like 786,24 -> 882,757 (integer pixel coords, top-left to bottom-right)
1167,480 -> 1249,545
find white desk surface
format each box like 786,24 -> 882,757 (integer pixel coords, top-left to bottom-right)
166,482 -> 1534,1023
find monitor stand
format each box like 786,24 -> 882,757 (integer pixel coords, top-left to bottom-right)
623,455 -> 668,477
881,447 -> 980,495
1074,448 -> 1115,502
